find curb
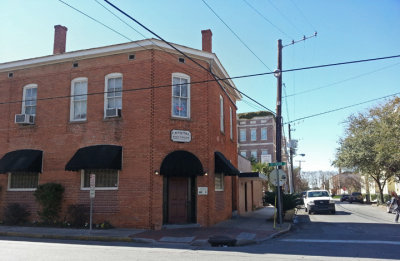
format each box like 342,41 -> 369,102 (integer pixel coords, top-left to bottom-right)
256,223 -> 292,244
0,231 -> 137,243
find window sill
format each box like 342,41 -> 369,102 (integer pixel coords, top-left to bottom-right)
215,189 -> 224,192
103,117 -> 122,122
170,116 -> 191,121
8,188 -> 37,192
81,187 -> 118,191
69,120 -> 87,124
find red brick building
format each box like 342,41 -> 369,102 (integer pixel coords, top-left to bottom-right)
0,26 -> 241,229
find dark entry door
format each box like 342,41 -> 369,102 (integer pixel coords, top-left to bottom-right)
168,177 -> 188,224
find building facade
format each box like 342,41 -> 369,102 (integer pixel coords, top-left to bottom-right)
0,26 -> 241,228
237,112 -> 276,164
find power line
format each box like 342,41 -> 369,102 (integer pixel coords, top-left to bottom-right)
284,62 -> 400,98
242,0 -> 293,40
284,91 -> 400,124
289,0 -> 317,32
266,0 -> 302,34
283,83 -> 291,123
59,0 -> 273,113
201,0 -> 273,72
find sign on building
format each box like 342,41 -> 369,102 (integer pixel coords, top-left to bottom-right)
171,130 -> 191,143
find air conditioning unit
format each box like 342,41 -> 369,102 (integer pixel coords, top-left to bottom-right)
105,108 -> 121,118
15,114 -> 35,125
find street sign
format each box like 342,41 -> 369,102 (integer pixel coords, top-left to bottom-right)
268,162 -> 287,167
269,169 -> 287,186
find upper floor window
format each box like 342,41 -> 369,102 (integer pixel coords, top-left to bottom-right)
239,129 -> 246,142
261,128 -> 267,140
220,95 -> 224,132
229,107 -> 233,140
105,73 -> 123,117
70,78 -> 87,121
251,129 -> 256,141
172,73 -> 190,118
22,84 -> 37,115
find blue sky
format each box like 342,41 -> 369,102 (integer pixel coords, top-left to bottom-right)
1,0 -> 399,171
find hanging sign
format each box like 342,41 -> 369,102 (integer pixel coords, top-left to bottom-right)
171,130 -> 191,143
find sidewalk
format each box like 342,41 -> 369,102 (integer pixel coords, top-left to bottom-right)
0,206 -> 291,247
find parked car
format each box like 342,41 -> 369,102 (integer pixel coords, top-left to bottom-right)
340,194 -> 350,202
303,190 -> 336,214
349,192 -> 363,203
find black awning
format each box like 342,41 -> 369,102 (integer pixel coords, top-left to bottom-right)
65,145 -> 122,171
239,172 -> 268,180
160,150 -> 204,177
0,149 -> 43,174
215,151 -> 240,176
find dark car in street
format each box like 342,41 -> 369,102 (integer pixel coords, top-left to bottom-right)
340,194 -> 350,202
349,192 -> 363,203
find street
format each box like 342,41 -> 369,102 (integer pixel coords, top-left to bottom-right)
0,201 -> 399,261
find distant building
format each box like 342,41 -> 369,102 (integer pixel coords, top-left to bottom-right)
237,111 -> 276,164
329,171 -> 361,195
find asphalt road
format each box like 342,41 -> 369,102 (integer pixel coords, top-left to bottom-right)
0,201 -> 399,261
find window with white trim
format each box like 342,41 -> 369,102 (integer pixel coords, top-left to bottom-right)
215,173 -> 224,191
251,129 -> 256,141
104,73 -> 123,116
8,172 -> 39,190
82,170 -> 118,189
22,84 -> 37,115
70,78 -> 87,121
172,73 -> 190,118
240,150 -> 247,157
229,107 -> 233,140
220,95 -> 224,132
261,150 -> 268,155
261,127 -> 267,140
239,129 -> 246,142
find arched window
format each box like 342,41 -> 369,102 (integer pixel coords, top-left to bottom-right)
171,73 -> 190,118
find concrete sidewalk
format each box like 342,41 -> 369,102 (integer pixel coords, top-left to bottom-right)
0,206 -> 291,247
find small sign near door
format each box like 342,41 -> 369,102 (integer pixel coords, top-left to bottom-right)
198,187 -> 208,195
171,130 -> 191,143
90,174 -> 95,199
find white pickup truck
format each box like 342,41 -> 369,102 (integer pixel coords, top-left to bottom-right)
304,190 -> 336,214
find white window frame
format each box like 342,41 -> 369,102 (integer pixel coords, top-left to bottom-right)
251,128 -> 257,141
239,129 -> 246,142
70,77 -> 88,121
215,173 -> 224,191
80,170 -> 119,190
220,95 -> 224,133
22,84 -> 38,115
229,107 -> 233,140
171,73 -> 190,119
8,172 -> 39,191
240,150 -> 247,157
104,73 -> 123,118
261,127 -> 267,140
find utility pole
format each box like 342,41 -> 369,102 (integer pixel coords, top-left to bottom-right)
288,124 -> 295,193
274,32 -> 316,226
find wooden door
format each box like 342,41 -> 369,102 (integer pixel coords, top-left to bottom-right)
168,177 -> 188,224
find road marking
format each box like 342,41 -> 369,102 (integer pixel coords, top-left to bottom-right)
280,239 -> 400,245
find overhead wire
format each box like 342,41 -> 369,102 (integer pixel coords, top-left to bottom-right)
242,0 -> 293,40
284,91 -> 400,124
57,0 -> 275,113
289,0 -> 317,32
201,0 -> 273,72
266,0 -> 302,35
284,62 -> 400,98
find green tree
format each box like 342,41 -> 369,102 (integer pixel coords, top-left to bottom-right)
334,97 -> 400,203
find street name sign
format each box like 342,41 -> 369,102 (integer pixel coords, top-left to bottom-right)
268,162 -> 287,167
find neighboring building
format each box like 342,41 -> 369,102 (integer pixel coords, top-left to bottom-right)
0,26 -> 242,228
237,155 -> 267,214
329,171 -> 361,195
237,111 -> 276,164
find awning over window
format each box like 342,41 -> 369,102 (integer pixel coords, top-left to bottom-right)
215,151 -> 240,176
160,150 -> 204,177
65,145 -> 122,171
0,149 -> 43,174
239,172 -> 268,180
